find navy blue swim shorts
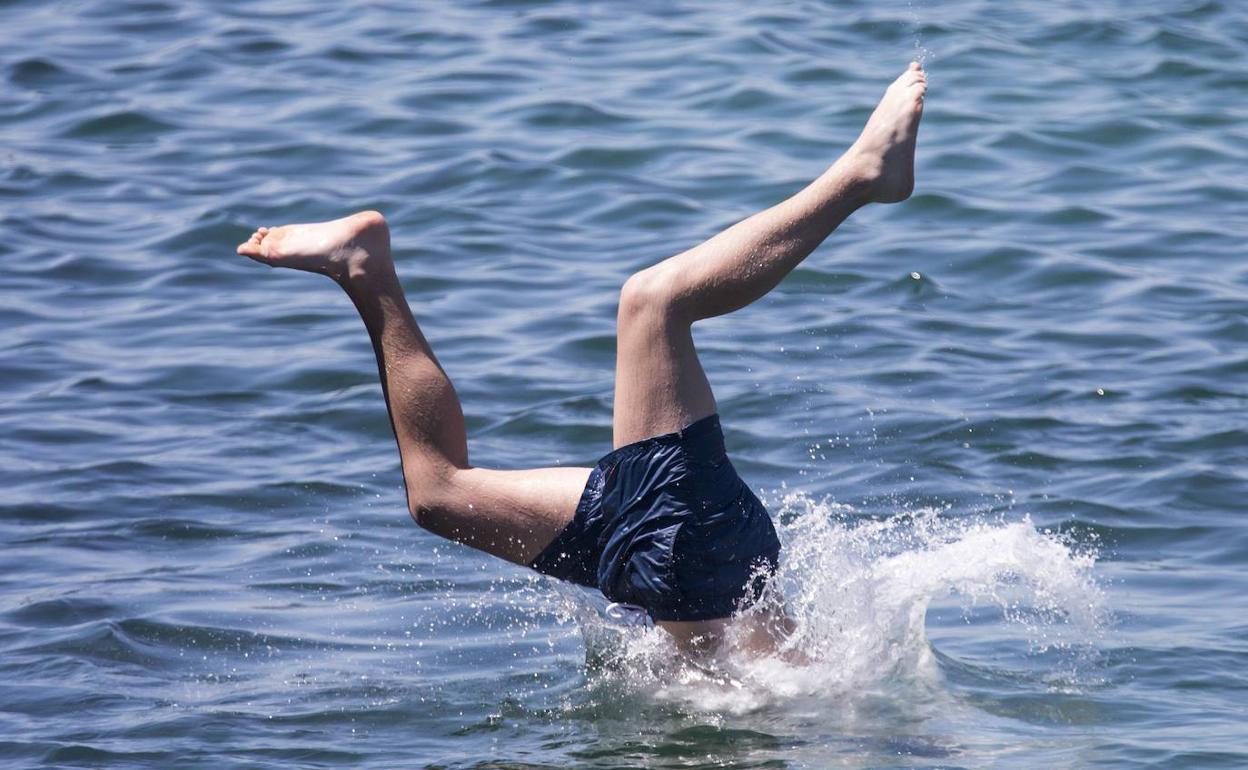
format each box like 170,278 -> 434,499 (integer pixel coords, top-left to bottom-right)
529,414 -> 781,622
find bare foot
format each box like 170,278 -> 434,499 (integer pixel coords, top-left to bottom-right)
847,62 -> 927,203
235,210 -> 391,283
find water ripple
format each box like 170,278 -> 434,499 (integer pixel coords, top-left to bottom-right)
2,0 -> 1246,767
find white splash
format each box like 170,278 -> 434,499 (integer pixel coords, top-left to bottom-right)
908,0 -> 936,68
553,493 -> 1104,717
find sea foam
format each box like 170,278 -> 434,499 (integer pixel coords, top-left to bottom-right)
549,493 -> 1104,716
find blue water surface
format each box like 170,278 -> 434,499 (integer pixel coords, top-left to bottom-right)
2,1 -> 1246,768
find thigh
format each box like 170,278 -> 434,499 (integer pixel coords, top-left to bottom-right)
420,465 -> 592,567
612,294 -> 717,448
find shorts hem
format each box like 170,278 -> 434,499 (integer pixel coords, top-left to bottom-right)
527,464 -> 605,588
593,413 -> 722,469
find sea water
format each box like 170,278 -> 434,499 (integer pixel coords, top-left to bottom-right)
2,0 -> 1246,767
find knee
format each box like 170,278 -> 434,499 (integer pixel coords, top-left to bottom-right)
403,470 -> 454,530
407,496 -> 435,530
405,487 -> 436,530
619,265 -> 682,324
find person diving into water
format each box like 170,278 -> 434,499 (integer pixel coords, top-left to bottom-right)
237,63 -> 927,656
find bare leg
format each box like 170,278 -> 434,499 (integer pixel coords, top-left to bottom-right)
237,211 -> 590,566
614,63 -> 926,446
612,65 -> 927,648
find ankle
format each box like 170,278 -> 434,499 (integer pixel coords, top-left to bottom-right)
836,147 -> 884,197
339,252 -> 398,292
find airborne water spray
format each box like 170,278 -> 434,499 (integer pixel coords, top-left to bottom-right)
539,494 -> 1105,718
908,0 -> 935,67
